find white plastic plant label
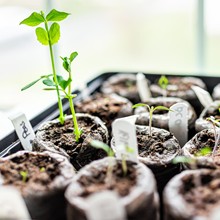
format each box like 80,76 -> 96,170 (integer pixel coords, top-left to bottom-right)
9,112 -> 35,151
0,186 -> 31,220
136,72 -> 151,102
85,191 -> 126,220
169,103 -> 188,147
191,85 -> 213,108
112,115 -> 139,163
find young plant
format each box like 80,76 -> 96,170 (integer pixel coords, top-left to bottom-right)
132,103 -> 171,136
206,116 -> 220,157
158,75 -> 169,97
20,170 -> 28,183
58,52 -> 82,141
20,9 -> 70,124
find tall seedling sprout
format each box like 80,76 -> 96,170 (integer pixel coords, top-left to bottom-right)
20,9 -> 70,124
132,103 -> 171,136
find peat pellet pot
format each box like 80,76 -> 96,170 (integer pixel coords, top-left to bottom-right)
0,150 -> 75,220
65,157 -> 159,220
33,113 -> 108,170
164,169 -> 220,220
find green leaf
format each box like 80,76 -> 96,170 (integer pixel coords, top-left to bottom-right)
21,77 -> 42,91
49,23 -> 60,45
69,52 -> 78,62
20,12 -> 44,26
158,75 -> 169,90
132,103 -> 148,109
57,75 -> 72,90
43,78 -> 55,87
61,57 -> 70,72
43,88 -> 58,91
35,27 -> 49,45
153,106 -> 171,112
90,140 -> 115,157
20,170 -> 28,183
46,9 -> 70,22
195,147 -> 212,157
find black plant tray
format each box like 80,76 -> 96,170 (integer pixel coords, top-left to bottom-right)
1,72 -> 220,157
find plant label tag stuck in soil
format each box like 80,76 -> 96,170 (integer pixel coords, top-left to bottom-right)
9,112 -> 35,151
0,186 -> 31,220
85,191 -> 126,220
169,103 -> 188,147
112,115 -> 139,163
191,85 -> 213,108
136,72 -> 151,102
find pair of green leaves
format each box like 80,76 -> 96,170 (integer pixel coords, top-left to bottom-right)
132,103 -> 171,114
158,75 -> 169,90
20,9 -> 70,46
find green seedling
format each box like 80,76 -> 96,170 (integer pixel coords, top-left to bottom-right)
20,170 -> 28,183
20,9 -> 70,124
206,116 -> 220,157
121,145 -> 134,176
40,167 -> 45,172
133,103 -> 171,136
58,52 -> 82,141
158,75 -> 169,90
195,146 -> 212,157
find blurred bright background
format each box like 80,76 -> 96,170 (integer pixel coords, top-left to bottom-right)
0,0 -> 220,139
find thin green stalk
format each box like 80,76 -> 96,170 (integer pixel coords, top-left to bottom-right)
68,97 -> 80,141
41,11 -> 65,124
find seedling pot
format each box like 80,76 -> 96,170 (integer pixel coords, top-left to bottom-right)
65,157 -> 159,220
164,169 -> 220,220
195,100 -> 220,132
33,113 -> 108,170
75,93 -> 133,135
134,97 -> 196,135
0,150 -> 75,220
100,73 -> 149,104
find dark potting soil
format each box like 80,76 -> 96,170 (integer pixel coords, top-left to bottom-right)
0,152 -> 60,196
137,128 -> 179,162
75,93 -> 132,131
180,170 -> 220,217
77,161 -> 137,198
40,116 -> 107,170
190,129 -> 215,155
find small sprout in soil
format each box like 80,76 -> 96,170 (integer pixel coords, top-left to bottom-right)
158,75 -> 169,90
40,167 -> 45,172
20,170 -> 28,183
20,9 -> 70,125
59,52 -> 82,141
195,146 -> 212,157
206,116 -> 220,157
132,103 -> 171,136
121,146 -> 134,177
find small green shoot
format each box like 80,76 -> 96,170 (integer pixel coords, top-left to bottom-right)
121,146 -> 134,176
195,146 -> 212,157
158,75 -> 169,90
40,167 -> 45,172
20,171 -> 28,183
133,103 -> 171,136
59,52 -> 82,141
20,9 -> 70,124
206,116 -> 220,157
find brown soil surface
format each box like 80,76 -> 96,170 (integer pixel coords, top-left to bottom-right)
77,161 -> 137,198
0,152 -> 60,196
180,170 -> 220,216
40,116 -> 107,170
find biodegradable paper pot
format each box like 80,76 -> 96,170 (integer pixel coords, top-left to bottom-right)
0,150 -> 75,220
195,101 -> 220,132
150,76 -> 207,113
182,129 -> 220,169
111,126 -> 182,193
134,97 -> 197,132
75,93 -> 133,135
65,157 -> 159,220
164,169 -> 220,220
100,73 -> 149,104
33,113 -> 108,170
